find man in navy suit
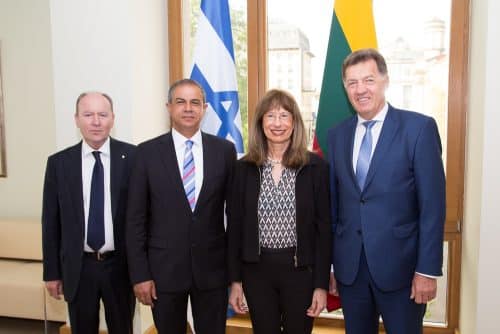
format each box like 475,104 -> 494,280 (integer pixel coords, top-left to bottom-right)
126,79 -> 236,334
42,92 -> 136,333
327,49 -> 446,334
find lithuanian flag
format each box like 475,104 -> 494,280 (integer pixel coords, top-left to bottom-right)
313,0 -> 378,156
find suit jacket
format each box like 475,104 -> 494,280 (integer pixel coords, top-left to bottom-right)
126,132 -> 236,292
42,138 -> 136,302
327,105 -> 446,292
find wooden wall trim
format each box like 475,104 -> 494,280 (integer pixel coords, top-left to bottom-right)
168,0 -> 184,84
445,0 -> 470,231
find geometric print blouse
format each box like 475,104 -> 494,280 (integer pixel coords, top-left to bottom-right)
257,162 -> 297,249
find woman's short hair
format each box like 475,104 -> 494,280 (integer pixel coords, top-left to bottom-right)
244,89 -> 308,168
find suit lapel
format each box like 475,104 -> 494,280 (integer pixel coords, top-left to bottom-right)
344,117 -> 359,191
157,133 -> 191,210
196,133 -> 215,210
64,143 -> 85,237
109,138 -> 124,221
364,107 -> 399,191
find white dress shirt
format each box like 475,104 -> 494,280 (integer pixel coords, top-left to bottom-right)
82,137 -> 114,252
352,103 -> 388,172
172,128 -> 204,207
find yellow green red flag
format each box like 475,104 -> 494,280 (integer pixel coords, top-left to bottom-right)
313,0 -> 378,156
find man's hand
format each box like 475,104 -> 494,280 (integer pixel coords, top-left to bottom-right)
134,280 -> 157,307
229,282 -> 248,314
45,280 -> 63,300
329,272 -> 339,296
410,273 -> 437,304
307,288 -> 327,317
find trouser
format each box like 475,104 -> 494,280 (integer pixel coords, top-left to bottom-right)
242,247 -> 315,334
338,248 -> 426,334
152,284 -> 228,334
68,254 -> 135,334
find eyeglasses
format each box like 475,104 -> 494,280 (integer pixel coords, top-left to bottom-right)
264,112 -> 292,122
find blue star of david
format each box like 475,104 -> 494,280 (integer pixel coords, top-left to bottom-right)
191,65 -> 244,153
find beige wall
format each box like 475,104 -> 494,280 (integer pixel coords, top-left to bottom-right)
460,0 -> 484,329
0,0 -> 55,219
0,0 -> 169,220
461,0 -> 500,333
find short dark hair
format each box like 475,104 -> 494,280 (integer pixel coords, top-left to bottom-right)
167,79 -> 206,104
75,92 -> 113,115
342,48 -> 388,81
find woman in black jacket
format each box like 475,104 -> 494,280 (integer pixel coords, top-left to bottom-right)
228,89 -> 332,333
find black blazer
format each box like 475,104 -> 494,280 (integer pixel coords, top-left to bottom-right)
126,132 -> 236,292
227,152 -> 332,290
42,138 -> 136,302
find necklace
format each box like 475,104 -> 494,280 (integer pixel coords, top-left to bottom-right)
267,157 -> 282,165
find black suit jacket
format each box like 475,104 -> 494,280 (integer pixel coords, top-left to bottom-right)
126,132 -> 236,292
42,138 -> 136,302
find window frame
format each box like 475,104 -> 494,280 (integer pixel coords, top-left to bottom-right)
167,0 -> 470,331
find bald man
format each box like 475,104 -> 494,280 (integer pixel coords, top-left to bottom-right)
42,92 -> 136,333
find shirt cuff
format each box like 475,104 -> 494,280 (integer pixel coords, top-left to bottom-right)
415,271 -> 440,279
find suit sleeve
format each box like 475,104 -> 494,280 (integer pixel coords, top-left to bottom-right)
414,117 -> 446,276
226,160 -> 244,283
327,129 -> 338,265
126,146 -> 153,285
313,158 -> 332,290
41,156 -> 62,281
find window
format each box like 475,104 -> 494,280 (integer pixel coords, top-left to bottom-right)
168,0 -> 469,331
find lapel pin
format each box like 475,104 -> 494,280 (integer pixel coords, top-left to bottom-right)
122,154 -> 126,159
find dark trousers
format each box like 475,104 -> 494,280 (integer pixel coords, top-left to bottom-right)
152,285 -> 228,334
242,248 -> 315,334
338,248 -> 426,334
68,254 -> 135,334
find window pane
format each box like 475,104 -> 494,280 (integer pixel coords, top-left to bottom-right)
267,0 -> 332,149
266,0 -> 451,326
375,0 -> 451,167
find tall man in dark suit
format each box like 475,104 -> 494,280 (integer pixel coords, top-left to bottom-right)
42,92 -> 136,334
327,49 -> 446,334
127,79 -> 236,334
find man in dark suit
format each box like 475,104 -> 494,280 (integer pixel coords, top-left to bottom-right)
42,92 -> 136,334
327,49 -> 446,334
127,79 -> 236,334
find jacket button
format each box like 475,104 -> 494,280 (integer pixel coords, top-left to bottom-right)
360,199 -> 366,204
357,230 -> 362,235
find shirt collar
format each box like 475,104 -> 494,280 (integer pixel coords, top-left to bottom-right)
172,128 -> 202,149
357,102 -> 389,125
82,137 -> 111,157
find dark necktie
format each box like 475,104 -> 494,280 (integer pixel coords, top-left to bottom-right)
356,120 -> 376,190
87,151 -> 105,251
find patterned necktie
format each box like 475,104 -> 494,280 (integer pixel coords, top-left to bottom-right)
88,151 -> 105,251
183,140 -> 196,211
356,121 -> 376,190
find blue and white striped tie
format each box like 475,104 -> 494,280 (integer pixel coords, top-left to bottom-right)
356,121 -> 376,190
183,140 -> 196,211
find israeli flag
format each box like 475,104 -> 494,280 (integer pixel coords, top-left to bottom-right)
190,0 -> 244,154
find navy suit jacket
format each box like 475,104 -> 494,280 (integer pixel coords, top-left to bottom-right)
126,132 -> 236,292
42,138 -> 136,302
327,105 -> 445,292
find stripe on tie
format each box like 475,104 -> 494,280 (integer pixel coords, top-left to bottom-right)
183,140 -> 196,210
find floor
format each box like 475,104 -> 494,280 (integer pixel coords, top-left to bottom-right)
0,317 -> 63,334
